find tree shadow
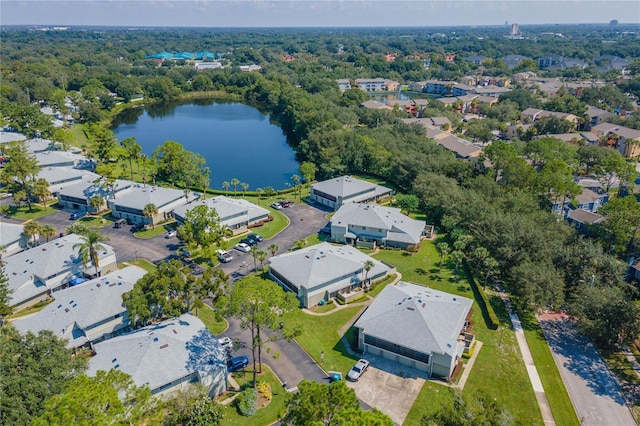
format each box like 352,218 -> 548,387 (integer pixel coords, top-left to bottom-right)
414,267 -> 427,276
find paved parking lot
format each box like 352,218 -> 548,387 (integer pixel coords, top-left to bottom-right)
345,354 -> 428,425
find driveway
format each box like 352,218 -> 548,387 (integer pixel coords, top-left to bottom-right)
345,353 -> 427,425
539,318 -> 636,426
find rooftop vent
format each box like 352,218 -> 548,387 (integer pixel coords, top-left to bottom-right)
112,358 -> 117,363
407,307 -> 415,311
153,337 -> 159,342
64,308 -> 69,313
159,344 -> 169,349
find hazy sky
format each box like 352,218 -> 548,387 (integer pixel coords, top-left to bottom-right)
2,1 -> 639,27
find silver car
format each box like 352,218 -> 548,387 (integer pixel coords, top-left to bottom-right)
347,359 -> 370,381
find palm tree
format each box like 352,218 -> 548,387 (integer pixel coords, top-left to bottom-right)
41,224 -> 57,242
484,257 -> 499,289
222,181 -> 230,196
437,242 -> 450,267
256,249 -> 268,271
33,178 -> 51,211
268,243 -> 279,257
23,221 -> 42,247
241,182 -> 249,198
250,245 -> 260,271
120,137 -> 142,180
291,174 -> 301,200
256,188 -> 263,205
362,260 -> 375,288
143,203 -> 158,229
73,230 -> 109,278
451,250 -> 465,274
89,195 -> 104,214
230,178 -> 240,197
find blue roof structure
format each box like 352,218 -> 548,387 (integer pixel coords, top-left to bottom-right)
144,51 -> 175,60
173,52 -> 195,61
195,51 -> 215,61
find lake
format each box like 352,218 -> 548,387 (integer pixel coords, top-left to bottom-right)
112,100 -> 298,190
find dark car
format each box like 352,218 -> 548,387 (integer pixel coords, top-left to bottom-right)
280,200 -> 294,208
247,233 -> 263,243
227,355 -> 249,372
240,237 -> 257,246
70,211 -> 87,220
131,223 -> 145,232
319,222 -> 331,235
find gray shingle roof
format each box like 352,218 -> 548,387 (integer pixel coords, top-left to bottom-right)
354,282 -> 473,357
87,314 -> 226,393
0,222 -> 25,248
311,176 -> 391,200
112,185 -> 185,211
35,151 -> 86,167
59,178 -> 133,201
4,234 -> 116,307
436,135 -> 483,159
331,203 -> 426,245
268,242 -> 390,290
173,195 -> 269,227
12,266 -> 146,348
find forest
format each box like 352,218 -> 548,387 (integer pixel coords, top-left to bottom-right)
1,24 -> 640,424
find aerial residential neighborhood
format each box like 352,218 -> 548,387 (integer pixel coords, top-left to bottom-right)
1,8 -> 640,426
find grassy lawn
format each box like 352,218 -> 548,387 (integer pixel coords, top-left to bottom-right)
124,258 -> 157,273
282,306 -> 364,376
135,221 -> 176,239
307,302 -> 337,313
374,241 -> 545,426
225,209 -> 289,248
1,201 -> 59,221
520,312 -> 580,426
601,349 -> 640,419
220,366 -> 288,426
367,273 -> 397,297
68,124 -> 90,147
6,300 -> 52,320
79,213 -> 114,228
194,304 -> 228,335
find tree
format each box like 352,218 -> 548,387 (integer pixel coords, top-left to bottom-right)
23,220 -> 42,247
268,243 -> 279,257
250,244 -> 260,271
241,182 -> 249,198
66,222 -> 89,236
282,380 -> 393,426
120,137 -> 142,180
421,391 -> 514,426
40,224 -> 57,243
437,242 -> 450,267
0,141 -> 39,211
32,178 -> 51,211
34,370 -> 161,426
593,151 -> 637,193
291,174 -> 301,200
179,204 -> 224,248
256,187 -> 263,205
89,195 -> 104,214
510,260 -> 564,311
471,247 -> 490,275
90,125 -> 117,163
230,178 -> 240,197
0,325 -> 87,425
227,276 -> 300,387
450,250 -> 465,274
362,260 -> 375,288
299,161 -> 317,185
162,384 -> 224,426
256,249 -> 268,271
597,195 -> 640,254
222,181 -> 230,196
143,203 -> 158,228
396,193 -> 420,215
73,229 -> 109,277
483,257 -> 499,289
0,265 -> 12,318
153,141 -> 207,188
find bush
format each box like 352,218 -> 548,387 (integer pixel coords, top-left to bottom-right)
257,380 -> 272,400
236,387 -> 258,417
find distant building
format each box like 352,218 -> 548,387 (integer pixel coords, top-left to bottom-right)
538,56 -> 587,71
108,185 -> 186,225
310,176 -> 392,211
424,80 -> 455,95
354,78 -> 399,92
501,55 -> 529,69
336,79 -> 351,92
591,122 -> 640,158
465,56 -> 488,66
239,64 -> 262,72
195,62 -> 222,71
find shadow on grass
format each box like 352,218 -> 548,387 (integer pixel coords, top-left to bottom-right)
415,267 -> 427,276
463,265 -> 500,330
334,326 -> 361,359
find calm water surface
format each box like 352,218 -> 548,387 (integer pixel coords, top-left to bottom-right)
112,100 -> 298,190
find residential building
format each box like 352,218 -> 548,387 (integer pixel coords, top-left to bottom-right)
354,78 -> 399,92
360,100 -> 391,111
195,62 -> 222,71
337,79 -> 351,91
35,151 -> 88,168
58,178 -> 134,213
565,208 -> 605,234
424,80 -> 454,95
585,105 -> 614,129
0,222 -> 28,256
173,195 -> 270,235
436,135 -> 484,160
239,64 -> 262,72
4,234 -> 117,311
520,108 -> 578,127
594,55 -> 630,72
309,176 -> 392,210
12,266 -> 146,348
0,131 -> 26,144
109,185 -> 187,225
465,56 -> 487,66
268,242 -> 392,307
87,314 -> 228,397
409,81 -> 427,92
386,99 -> 429,117
37,167 -> 100,196
591,122 -> 640,158
538,56 -> 587,70
353,282 -> 474,379
330,203 -> 426,250
402,118 -> 449,140
473,85 -> 511,97
451,83 -> 475,97
501,55 -> 529,69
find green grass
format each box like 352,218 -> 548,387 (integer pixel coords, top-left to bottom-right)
282,307 -> 364,376
124,258 -> 157,273
220,366 -> 288,426
79,214 -> 114,228
520,312 -> 580,426
1,201 -> 59,221
135,221 -> 176,239
367,274 -> 397,297
308,302 -> 337,313
68,124 -> 90,147
374,241 -> 544,426
195,304 -> 228,335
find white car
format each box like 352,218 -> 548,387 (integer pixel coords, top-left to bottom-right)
165,229 -> 177,238
217,336 -> 233,351
347,359 -> 370,381
234,242 -> 251,253
270,202 -> 283,210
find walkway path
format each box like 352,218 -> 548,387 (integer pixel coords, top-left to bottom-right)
498,289 -> 556,426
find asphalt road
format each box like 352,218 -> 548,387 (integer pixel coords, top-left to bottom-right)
539,319 -> 636,426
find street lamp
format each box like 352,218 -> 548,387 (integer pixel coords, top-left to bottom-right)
135,249 -> 138,261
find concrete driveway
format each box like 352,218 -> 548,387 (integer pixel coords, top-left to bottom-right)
346,353 -> 427,425
539,318 -> 636,426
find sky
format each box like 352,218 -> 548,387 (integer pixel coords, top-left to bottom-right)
2,0 -> 639,28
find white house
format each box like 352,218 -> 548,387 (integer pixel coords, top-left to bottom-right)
173,195 -> 270,235
268,242 -> 392,308
108,185 -> 187,225
87,314 -> 228,397
330,203 -> 426,250
310,176 -> 392,211
12,266 -> 146,348
0,222 -> 29,256
354,282 -> 474,379
4,234 -> 117,311
37,167 -> 100,196
58,178 -> 134,213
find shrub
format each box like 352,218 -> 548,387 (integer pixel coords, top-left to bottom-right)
257,380 -> 272,400
236,387 -> 258,417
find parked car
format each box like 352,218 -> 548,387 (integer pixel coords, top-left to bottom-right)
114,219 -> 127,228
240,237 -> 257,246
248,233 -> 263,243
218,251 -> 233,263
234,242 -> 251,253
69,211 -> 87,220
0,193 -> 11,199
165,229 -> 177,238
270,202 -> 282,210
177,247 -> 192,259
347,359 -> 370,381
131,223 -> 145,232
227,355 -> 249,372
280,200 -> 294,208
217,336 -> 233,351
